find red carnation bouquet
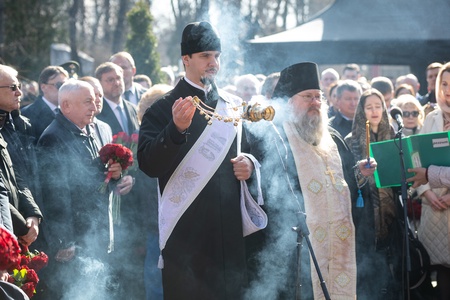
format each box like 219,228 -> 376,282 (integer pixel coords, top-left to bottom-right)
98,143 -> 134,193
112,131 -> 139,172
1,227 -> 48,298
8,245 -> 48,298
98,143 -> 133,225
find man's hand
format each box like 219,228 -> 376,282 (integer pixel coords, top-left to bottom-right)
107,159 -> 122,180
231,155 -> 254,181
358,157 -> 377,177
18,216 -> 39,246
406,167 -> 427,188
55,245 -> 76,262
172,97 -> 196,133
117,175 -> 133,195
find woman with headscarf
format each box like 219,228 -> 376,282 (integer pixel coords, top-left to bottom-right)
344,88 -> 402,299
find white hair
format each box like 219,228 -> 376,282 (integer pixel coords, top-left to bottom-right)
58,79 -> 93,106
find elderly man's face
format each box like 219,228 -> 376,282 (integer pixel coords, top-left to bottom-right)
236,79 -> 258,102
321,72 -> 337,89
64,86 -> 96,128
0,73 -> 22,112
289,89 -> 325,145
289,89 -> 323,119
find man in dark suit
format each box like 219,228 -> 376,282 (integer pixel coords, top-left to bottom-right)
110,51 -> 147,105
95,62 -> 139,135
21,66 -> 68,142
95,62 -> 151,299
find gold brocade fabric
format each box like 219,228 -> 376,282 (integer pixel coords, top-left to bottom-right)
284,121 -> 357,300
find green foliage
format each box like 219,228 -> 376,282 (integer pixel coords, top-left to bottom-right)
125,1 -> 163,84
1,0 -> 67,80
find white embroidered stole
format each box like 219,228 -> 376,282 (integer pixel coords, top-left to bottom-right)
283,121 -> 357,300
158,97 -> 240,267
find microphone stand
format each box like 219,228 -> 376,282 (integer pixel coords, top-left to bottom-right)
292,212 -> 331,300
271,122 -> 330,300
395,127 -> 411,300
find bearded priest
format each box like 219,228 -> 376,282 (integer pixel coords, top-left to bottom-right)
245,62 -> 377,300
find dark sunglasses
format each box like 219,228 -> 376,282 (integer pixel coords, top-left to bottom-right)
0,83 -> 22,91
46,82 -> 64,89
403,111 -> 419,118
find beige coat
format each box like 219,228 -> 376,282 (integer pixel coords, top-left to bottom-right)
416,109 -> 450,267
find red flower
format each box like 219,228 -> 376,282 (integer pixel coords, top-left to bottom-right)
98,143 -> 134,193
131,133 -> 139,144
21,282 -> 36,298
28,252 -> 49,272
25,268 -> 38,284
20,255 -> 30,267
0,227 -> 21,271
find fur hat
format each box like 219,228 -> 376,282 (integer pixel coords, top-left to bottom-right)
272,62 -> 320,100
181,21 -> 221,56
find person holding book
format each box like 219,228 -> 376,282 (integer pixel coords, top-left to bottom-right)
344,88 -> 403,299
411,62 -> 450,300
392,94 -> 425,230
392,94 -> 424,136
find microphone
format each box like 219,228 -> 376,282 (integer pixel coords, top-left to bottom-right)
390,106 -> 404,129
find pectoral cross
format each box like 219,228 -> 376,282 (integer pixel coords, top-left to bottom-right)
325,166 -> 336,185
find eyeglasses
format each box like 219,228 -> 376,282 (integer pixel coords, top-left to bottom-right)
104,77 -> 122,84
403,111 -> 419,118
45,82 -> 64,89
0,83 -> 21,91
300,94 -> 324,103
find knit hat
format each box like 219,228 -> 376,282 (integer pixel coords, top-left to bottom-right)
272,62 -> 320,99
181,21 -> 221,56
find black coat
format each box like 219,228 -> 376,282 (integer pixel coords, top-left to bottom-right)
37,113 -> 111,254
138,78 -> 250,300
0,110 -> 50,249
0,129 -> 42,237
21,96 -> 56,142
329,111 -> 353,139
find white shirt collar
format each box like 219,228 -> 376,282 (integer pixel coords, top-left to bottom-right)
42,96 -> 58,112
104,97 -> 125,110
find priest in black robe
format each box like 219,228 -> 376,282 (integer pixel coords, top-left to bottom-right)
138,21 -> 257,299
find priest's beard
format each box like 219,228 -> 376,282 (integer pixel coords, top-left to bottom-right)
292,105 -> 329,146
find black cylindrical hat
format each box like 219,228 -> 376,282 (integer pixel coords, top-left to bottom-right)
272,62 -> 320,100
181,21 -> 221,55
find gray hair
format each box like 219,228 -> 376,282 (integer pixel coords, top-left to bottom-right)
58,79 -> 93,106
336,79 -> 362,99
0,64 -> 18,80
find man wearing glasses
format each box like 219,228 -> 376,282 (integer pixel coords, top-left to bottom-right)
246,62 -> 377,299
0,64 -> 43,246
21,66 -> 68,141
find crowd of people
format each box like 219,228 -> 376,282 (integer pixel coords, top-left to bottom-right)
0,19 -> 449,300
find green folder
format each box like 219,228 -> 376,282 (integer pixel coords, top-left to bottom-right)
370,131 -> 450,188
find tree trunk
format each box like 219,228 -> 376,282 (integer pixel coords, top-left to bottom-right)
112,0 -> 129,53
69,0 -> 80,62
